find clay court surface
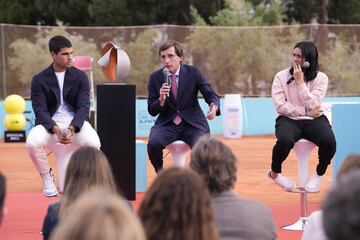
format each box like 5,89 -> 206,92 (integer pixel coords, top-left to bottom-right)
0,135 -> 332,239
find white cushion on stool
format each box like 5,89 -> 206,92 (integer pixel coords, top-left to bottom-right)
165,141 -> 190,167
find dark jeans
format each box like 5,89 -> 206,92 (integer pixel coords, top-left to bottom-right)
271,115 -> 336,176
147,121 -> 207,172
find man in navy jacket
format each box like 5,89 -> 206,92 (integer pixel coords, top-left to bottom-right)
147,40 -> 220,173
26,35 -> 100,197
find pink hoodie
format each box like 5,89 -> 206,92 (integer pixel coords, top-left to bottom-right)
272,68 -> 328,120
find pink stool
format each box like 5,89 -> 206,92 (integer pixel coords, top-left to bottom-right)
165,141 -> 190,167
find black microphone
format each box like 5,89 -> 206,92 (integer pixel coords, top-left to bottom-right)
287,61 -> 310,84
162,68 -> 170,96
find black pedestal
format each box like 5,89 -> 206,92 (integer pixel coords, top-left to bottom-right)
96,84 -> 136,200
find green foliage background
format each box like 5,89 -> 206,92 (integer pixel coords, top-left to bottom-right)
2,23 -> 360,98
1,0 -> 360,98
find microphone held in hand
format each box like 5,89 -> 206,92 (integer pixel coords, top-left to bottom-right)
61,128 -> 68,140
287,61 -> 310,84
162,68 -> 170,96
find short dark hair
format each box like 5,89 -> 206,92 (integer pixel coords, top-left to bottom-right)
49,35 -> 72,54
290,41 -> 319,82
159,40 -> 183,58
0,172 -> 6,211
323,170 -> 360,240
190,135 -> 238,193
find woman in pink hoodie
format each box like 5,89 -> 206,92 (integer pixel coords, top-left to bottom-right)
268,41 -> 336,193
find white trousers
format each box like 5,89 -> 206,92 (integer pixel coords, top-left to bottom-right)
26,120 -> 101,191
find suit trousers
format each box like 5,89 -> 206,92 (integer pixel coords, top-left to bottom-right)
147,121 -> 208,172
26,119 -> 100,191
271,115 -> 336,176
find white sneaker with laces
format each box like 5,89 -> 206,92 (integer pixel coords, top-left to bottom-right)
41,169 -> 58,197
268,170 -> 296,191
305,172 -> 323,193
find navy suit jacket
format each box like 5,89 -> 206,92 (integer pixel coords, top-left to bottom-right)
147,64 -> 220,132
31,64 -> 90,132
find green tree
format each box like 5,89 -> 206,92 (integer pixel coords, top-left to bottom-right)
282,0 -> 316,24
209,0 -> 283,26
89,0 -> 133,26
187,26 -> 303,95
190,6 -> 207,26
322,37 -> 360,94
281,0 -> 330,52
35,0 -> 93,26
328,0 -> 360,24
282,0 -> 331,24
188,1 -> 302,95
1,0 -> 226,26
192,0 -> 226,24
151,0 -> 226,25
0,0 -> 55,25
89,0 -> 227,26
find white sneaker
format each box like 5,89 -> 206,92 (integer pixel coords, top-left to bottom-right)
268,170 -> 296,191
40,169 -> 58,197
305,172 -> 323,193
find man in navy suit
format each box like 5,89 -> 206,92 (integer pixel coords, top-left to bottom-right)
147,40 -> 220,173
26,35 -> 100,197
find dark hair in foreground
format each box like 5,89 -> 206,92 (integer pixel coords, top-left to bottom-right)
158,40 -> 184,58
323,170 -> 360,240
59,146 -> 117,219
51,189 -> 146,240
190,135 -> 238,193
138,167 -> 219,240
289,41 -> 319,82
49,35 -> 72,54
0,172 -> 5,211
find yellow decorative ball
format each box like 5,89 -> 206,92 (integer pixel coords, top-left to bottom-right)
4,94 -> 26,114
3,114 -> 26,131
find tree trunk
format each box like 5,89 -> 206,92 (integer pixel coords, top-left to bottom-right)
317,0 -> 329,24
316,0 -> 329,54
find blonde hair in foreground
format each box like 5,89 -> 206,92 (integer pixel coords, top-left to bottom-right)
59,146 -> 117,219
51,188 -> 146,240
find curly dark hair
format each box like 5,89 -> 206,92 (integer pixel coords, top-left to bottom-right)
138,168 -> 219,240
190,135 -> 238,193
